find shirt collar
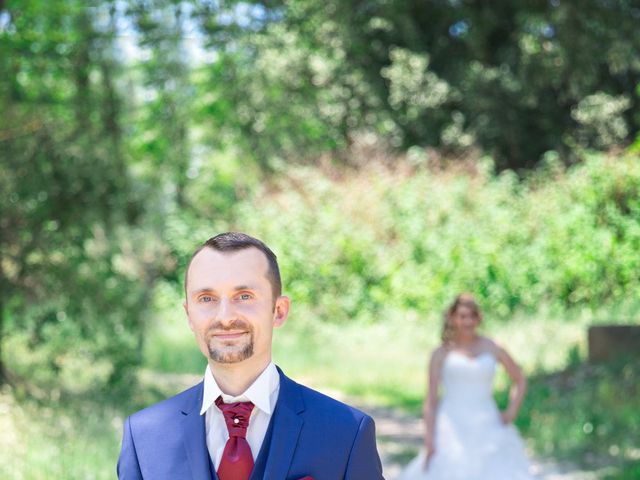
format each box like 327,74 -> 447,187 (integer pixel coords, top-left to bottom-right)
200,361 -> 279,416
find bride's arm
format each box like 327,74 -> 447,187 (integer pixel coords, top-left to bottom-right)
495,344 -> 527,424
423,347 -> 445,459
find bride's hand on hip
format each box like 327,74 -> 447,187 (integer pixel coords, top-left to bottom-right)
501,410 -> 516,424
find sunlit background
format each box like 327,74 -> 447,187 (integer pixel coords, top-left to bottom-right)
1,1 -> 639,478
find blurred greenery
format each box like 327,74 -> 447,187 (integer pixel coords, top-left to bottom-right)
512,358 -> 640,478
1,0 -> 640,478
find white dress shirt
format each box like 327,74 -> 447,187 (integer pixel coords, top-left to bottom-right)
200,362 -> 280,469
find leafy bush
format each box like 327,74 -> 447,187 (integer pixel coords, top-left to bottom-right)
173,151 -> 640,324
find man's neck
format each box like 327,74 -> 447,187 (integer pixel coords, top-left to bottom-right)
209,358 -> 271,397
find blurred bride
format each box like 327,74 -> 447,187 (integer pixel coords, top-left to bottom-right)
399,293 -> 534,480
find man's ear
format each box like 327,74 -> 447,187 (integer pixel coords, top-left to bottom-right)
273,296 -> 290,328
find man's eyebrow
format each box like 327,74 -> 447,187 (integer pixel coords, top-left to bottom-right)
188,287 -> 218,296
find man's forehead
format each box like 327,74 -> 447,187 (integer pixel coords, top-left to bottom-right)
188,246 -> 269,277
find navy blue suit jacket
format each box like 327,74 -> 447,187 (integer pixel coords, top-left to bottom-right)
117,368 -> 384,479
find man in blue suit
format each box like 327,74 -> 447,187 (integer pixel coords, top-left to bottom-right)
118,232 -> 384,480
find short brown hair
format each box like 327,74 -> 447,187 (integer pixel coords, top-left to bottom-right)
184,232 -> 282,300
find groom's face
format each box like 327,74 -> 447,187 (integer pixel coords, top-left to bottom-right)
183,247 -> 289,367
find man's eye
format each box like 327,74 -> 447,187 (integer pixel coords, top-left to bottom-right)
199,296 -> 213,303
239,293 -> 251,300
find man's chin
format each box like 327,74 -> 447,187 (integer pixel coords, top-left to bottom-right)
208,345 -> 254,364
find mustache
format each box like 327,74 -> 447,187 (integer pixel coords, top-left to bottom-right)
207,319 -> 252,332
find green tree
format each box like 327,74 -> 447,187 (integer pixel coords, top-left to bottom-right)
192,0 -> 640,169
0,0 -> 154,387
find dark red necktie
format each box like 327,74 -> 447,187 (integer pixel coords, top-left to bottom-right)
215,396 -> 255,480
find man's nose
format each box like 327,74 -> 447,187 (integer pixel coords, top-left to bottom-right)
216,298 -> 235,323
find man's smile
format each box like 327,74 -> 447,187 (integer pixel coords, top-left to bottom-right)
212,331 -> 249,340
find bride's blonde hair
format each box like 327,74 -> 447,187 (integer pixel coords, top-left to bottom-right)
441,293 -> 483,345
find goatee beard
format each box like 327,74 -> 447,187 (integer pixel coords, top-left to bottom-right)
209,341 -> 254,363
206,319 -> 254,363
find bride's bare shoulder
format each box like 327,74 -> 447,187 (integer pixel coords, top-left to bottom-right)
479,336 -> 514,361
478,335 -> 500,354
430,345 -> 448,363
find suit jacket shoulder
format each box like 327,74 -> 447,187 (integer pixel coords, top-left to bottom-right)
286,375 -> 372,426
128,381 -> 203,431
118,382 -> 209,480
276,371 -> 384,480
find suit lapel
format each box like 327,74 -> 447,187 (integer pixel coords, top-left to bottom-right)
262,369 -> 305,480
180,381 -> 214,480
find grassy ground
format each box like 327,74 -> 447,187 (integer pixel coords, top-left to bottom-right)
0,387 -> 123,480
0,372 -> 188,480
1,303 -> 638,479
513,359 -> 640,479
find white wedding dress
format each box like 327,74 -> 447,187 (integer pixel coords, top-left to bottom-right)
398,350 -> 534,480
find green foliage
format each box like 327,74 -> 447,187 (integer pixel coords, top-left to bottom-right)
0,0 -> 163,388
1,2 -> 638,476
572,93 -> 632,149
196,0 -> 640,169
172,152 -> 640,323
4,0 -> 639,389
511,358 -> 640,477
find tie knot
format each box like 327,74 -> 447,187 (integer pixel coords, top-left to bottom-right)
215,396 -> 255,437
